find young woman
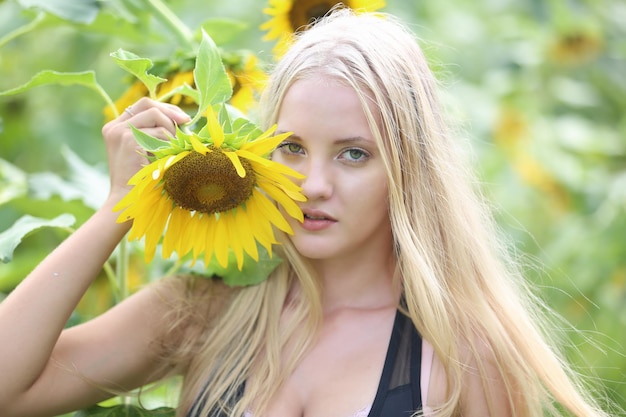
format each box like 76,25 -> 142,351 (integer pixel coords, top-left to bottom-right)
0,9 -> 613,417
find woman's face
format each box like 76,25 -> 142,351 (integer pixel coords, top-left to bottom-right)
273,77 -> 393,262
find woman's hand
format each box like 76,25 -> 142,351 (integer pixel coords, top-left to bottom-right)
101,97 -> 191,202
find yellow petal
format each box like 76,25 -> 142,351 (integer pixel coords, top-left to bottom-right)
251,189 -> 292,233
214,214 -> 229,268
205,106 -> 224,148
258,179 -> 304,222
237,149 -> 305,179
162,206 -> 188,258
233,207 -> 259,261
224,151 -> 247,178
190,135 -> 209,155
241,130 -> 292,156
202,214 -> 217,267
224,213 -> 244,270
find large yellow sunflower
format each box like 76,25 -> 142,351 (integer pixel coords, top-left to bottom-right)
114,107 -> 305,270
261,0 -> 386,56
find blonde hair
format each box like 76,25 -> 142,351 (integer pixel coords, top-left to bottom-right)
161,9 -> 611,417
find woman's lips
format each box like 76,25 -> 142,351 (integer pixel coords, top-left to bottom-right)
300,209 -> 336,231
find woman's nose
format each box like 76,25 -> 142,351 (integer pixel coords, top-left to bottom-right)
300,160 -> 333,201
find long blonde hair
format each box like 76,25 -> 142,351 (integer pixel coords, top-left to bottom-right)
162,9 -> 612,417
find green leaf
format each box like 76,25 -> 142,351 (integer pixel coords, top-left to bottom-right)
157,83 -> 199,104
198,18 -> 249,45
0,70 -> 98,97
0,159 -> 28,206
27,147 -> 109,210
0,246 -> 49,292
193,29 -> 233,119
202,245 -> 282,287
74,404 -> 175,417
17,0 -> 100,25
130,126 -> 171,154
0,214 -> 75,263
110,49 -> 167,98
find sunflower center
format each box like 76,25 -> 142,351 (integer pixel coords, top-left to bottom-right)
163,150 -> 255,214
289,0 -> 337,32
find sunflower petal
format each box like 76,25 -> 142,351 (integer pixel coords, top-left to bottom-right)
233,207 -> 259,261
214,215 -> 230,268
257,179 -> 304,222
241,130 -> 292,156
224,213 -> 245,270
251,189 -> 293,234
190,135 -> 209,155
224,151 -> 246,178
206,106 -> 224,148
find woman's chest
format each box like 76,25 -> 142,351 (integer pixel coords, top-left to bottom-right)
260,309 -> 396,417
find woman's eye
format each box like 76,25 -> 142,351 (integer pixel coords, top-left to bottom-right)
278,142 -> 304,155
341,148 -> 369,162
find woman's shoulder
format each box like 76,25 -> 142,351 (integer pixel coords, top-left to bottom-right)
424,331 -> 512,417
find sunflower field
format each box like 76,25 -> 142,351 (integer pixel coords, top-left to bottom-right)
0,0 -> 624,416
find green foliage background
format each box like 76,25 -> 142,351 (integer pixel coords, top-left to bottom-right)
0,0 -> 624,415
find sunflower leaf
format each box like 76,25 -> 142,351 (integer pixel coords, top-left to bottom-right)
0,214 -> 75,263
130,125 -> 170,153
17,0 -> 100,25
0,70 -> 98,97
73,404 -> 175,417
197,18 -> 249,45
157,83 -> 199,104
193,29 -> 232,119
204,245 -> 282,287
0,158 -> 28,206
110,49 -> 167,98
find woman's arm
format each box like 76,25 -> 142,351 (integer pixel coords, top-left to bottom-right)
0,99 -> 190,417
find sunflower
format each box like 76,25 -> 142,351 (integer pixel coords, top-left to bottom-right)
224,53 -> 268,114
548,28 -> 603,66
261,0 -> 386,56
103,71 -> 196,122
114,106 -> 305,270
105,53 -> 267,120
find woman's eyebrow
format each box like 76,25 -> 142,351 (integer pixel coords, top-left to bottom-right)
275,132 -> 372,145
334,136 -> 373,145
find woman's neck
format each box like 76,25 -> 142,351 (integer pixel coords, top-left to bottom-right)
310,249 -> 400,314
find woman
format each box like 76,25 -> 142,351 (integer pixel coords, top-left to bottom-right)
0,9 -> 612,417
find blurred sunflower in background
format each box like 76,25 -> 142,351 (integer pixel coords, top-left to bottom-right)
114,106 -> 305,271
548,27 -> 604,66
261,0 -> 385,56
104,51 -> 267,120
224,52 -> 268,114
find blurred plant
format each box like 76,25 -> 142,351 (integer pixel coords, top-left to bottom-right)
1,0 -> 625,414
0,0 -> 303,415
260,0 -> 386,56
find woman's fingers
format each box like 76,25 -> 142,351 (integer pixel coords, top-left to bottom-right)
121,97 -> 190,129
101,98 -> 191,200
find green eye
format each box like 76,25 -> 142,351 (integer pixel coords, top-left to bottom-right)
278,141 -> 303,155
342,148 -> 369,162
287,143 -> 302,153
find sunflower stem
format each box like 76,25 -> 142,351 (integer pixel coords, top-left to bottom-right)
139,0 -> 196,51
0,12 -> 45,49
103,261 -> 122,303
116,239 -> 129,301
164,257 -> 185,276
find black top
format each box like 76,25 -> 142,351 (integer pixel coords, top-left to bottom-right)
369,309 -> 423,417
187,310 -> 423,417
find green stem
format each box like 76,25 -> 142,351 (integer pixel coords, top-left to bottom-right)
140,0 -> 196,51
0,12 -> 46,49
117,239 -> 129,301
103,261 -> 122,303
